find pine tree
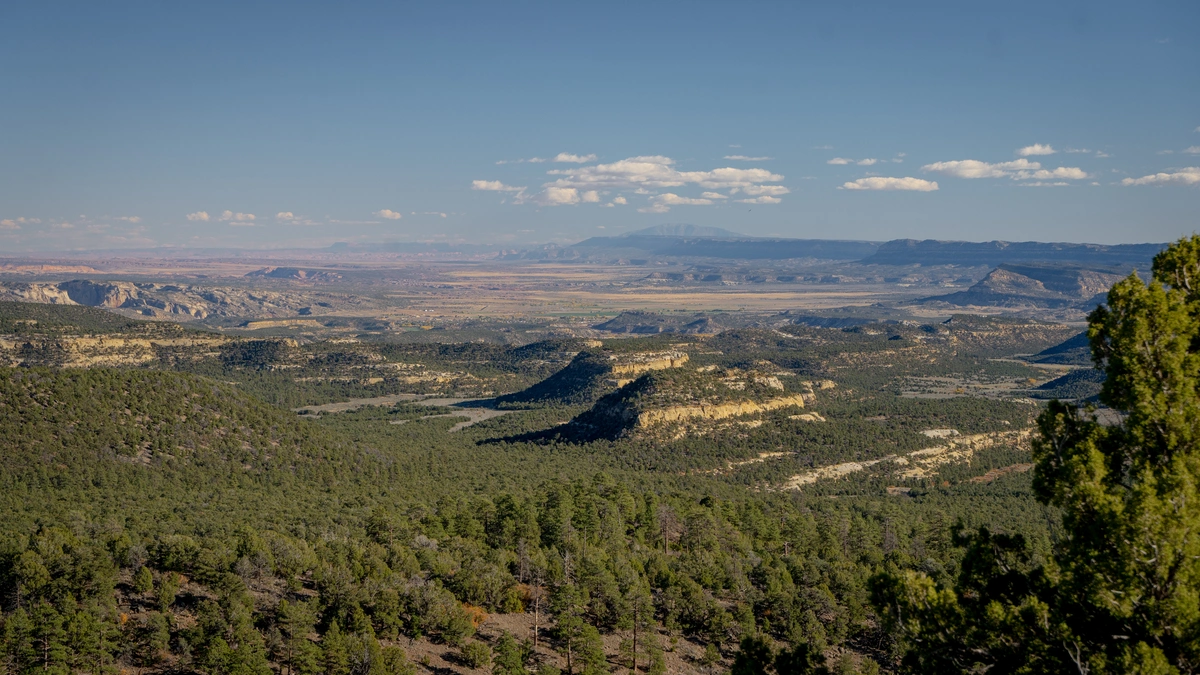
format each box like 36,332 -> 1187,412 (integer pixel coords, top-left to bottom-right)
133,567 -> 154,595
322,621 -> 350,675
730,634 -> 773,675
30,603 -> 68,675
157,572 -> 181,612
492,632 -> 528,675
2,607 -> 37,674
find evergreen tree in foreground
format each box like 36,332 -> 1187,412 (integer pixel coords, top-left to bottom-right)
872,236 -> 1200,674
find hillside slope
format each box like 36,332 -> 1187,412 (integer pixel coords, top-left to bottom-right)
496,348 -> 689,407
0,368 -> 384,532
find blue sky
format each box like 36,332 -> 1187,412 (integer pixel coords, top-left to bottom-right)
1,0 -> 1197,251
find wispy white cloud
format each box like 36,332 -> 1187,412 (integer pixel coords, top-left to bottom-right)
921,158 -> 1088,180
1121,167 -> 1200,186
553,152 -> 597,163
1184,146 -> 1200,155
1017,144 -> 1056,156
2,217 -> 42,230
725,155 -> 773,161
472,180 -> 526,192
637,192 -> 716,213
545,155 -> 783,191
841,177 -> 939,191
1027,167 -> 1089,180
115,216 -> 141,223
222,208 -> 256,222
186,211 -> 210,222
827,157 -> 878,166
220,210 -> 256,224
487,155 -> 786,209
736,195 -> 783,204
496,157 -> 546,165
533,186 -> 581,206
275,212 -> 323,226
1157,150 -> 1174,155
813,145 -> 833,150
656,193 -> 714,205
637,203 -> 669,213
374,209 -> 403,220
413,211 -> 448,218
923,159 -> 1039,178
1018,181 -> 1071,187
739,185 -> 790,197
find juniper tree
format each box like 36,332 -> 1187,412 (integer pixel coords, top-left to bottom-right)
872,236 -> 1200,674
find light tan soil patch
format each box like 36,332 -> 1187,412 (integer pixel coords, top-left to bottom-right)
783,429 -> 1032,489
969,463 -> 1034,483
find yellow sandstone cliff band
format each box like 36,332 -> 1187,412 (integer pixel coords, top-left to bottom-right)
634,393 -> 806,428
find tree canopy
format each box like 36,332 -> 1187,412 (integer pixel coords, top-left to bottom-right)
873,236 -> 1200,674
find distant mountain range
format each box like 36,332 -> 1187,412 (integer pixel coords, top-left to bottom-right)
621,223 -> 747,238
503,226 -> 1165,267
864,238 -> 1163,267
313,226 -> 1170,269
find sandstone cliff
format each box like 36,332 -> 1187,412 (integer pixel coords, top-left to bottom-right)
2,334 -> 229,368
609,351 -> 689,376
634,394 -> 805,428
562,365 -> 812,440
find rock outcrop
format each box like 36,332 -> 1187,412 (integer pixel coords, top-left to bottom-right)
920,265 -> 1127,309
609,351 -> 689,376
561,365 -> 812,440
0,280 -> 382,321
2,334 -> 229,368
634,394 -> 805,428
497,349 -> 690,407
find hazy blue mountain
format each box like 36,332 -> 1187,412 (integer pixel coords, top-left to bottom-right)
622,223 -> 747,238
865,238 -> 1164,267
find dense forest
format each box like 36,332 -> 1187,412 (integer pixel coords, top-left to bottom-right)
0,365 -> 1056,674
2,237 -> 1193,674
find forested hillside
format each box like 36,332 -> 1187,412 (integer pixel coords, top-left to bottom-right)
0,299 -> 1102,674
